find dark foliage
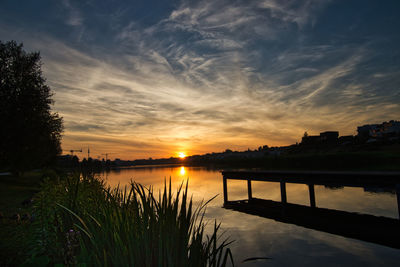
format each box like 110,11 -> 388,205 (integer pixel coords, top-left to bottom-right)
26,174 -> 233,266
0,40 -> 63,174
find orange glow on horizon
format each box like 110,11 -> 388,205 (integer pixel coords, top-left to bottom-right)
61,130 -> 301,160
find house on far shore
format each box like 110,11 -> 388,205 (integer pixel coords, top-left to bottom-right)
301,131 -> 339,145
320,131 -> 339,143
357,120 -> 400,141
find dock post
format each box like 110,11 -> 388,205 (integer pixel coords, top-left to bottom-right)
396,184 -> 400,220
247,179 -> 252,200
223,177 -> 228,204
280,181 -> 287,204
308,184 -> 316,208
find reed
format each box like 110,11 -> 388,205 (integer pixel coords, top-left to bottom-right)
30,174 -> 233,266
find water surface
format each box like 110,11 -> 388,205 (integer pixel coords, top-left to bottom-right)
100,166 -> 400,266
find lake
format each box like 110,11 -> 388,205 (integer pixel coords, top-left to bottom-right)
100,165 -> 400,266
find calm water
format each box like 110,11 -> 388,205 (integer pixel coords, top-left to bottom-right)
100,166 -> 400,266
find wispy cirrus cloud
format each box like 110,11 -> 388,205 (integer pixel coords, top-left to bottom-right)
62,0 -> 84,26
1,0 -> 399,159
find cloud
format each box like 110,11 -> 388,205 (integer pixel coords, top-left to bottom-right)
1,0 -> 399,159
62,0 -> 84,26
258,0 -> 331,27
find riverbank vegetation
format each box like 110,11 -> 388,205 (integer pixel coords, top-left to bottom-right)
123,149 -> 400,171
0,171 -> 42,265
114,142 -> 400,171
202,151 -> 400,171
0,172 -> 233,266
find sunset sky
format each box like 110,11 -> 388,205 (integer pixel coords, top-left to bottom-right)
1,0 -> 399,160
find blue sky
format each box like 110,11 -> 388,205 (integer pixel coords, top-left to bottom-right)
1,0 -> 399,159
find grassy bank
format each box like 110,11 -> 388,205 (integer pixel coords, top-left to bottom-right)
1,172 -> 233,266
0,171 -> 45,266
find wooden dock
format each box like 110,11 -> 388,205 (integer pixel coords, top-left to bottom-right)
222,170 -> 400,213
221,170 -> 400,248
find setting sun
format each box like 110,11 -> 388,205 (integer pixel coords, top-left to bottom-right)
178,152 -> 186,159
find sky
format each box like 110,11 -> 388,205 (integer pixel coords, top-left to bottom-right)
1,0 -> 399,160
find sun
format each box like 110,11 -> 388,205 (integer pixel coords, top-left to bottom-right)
178,152 -> 186,159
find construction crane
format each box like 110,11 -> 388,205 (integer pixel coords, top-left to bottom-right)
101,153 -> 115,161
69,149 -> 82,156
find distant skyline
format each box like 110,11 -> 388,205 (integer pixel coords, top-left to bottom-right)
1,0 -> 399,160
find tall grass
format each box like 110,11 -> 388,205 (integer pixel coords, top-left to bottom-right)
29,174 -> 233,266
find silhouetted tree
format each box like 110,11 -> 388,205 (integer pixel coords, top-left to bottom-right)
0,40 -> 63,175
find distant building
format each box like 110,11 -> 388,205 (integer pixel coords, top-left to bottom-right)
320,131 -> 339,143
357,124 -> 378,140
380,120 -> 400,136
301,131 -> 339,145
301,135 -> 320,145
357,120 -> 400,139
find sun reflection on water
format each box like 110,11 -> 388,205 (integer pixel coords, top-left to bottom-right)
179,166 -> 186,176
